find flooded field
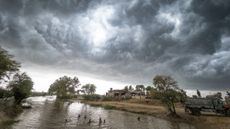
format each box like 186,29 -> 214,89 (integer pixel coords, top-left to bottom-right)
9,96 -> 195,129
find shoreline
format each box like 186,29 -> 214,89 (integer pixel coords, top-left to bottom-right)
80,99 -> 230,129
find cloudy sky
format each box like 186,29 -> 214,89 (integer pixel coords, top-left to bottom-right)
0,0 -> 230,94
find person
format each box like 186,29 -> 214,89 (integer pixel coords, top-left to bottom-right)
227,91 -> 230,97
103,119 -> 106,124
84,115 -> 87,119
137,117 -> 140,121
99,117 -> 102,125
78,114 -> 81,119
88,119 -> 92,124
197,89 -> 201,98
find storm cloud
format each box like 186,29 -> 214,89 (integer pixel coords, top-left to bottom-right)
0,0 -> 230,90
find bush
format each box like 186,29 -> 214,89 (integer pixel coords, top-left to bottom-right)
101,96 -> 114,101
0,88 -> 12,98
82,94 -> 101,101
103,105 -> 115,109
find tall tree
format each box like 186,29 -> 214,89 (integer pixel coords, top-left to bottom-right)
197,89 -> 201,98
48,76 -> 80,98
124,86 -> 129,91
7,72 -> 33,104
146,86 -> 153,96
0,47 -> 20,82
135,85 -> 145,92
153,75 -> 184,116
81,84 -> 96,95
128,85 -> 134,91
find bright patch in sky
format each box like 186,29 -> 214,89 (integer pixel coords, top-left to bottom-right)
78,5 -> 115,51
22,66 -> 125,94
157,12 -> 182,37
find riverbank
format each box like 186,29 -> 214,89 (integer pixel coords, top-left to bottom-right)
81,98 -> 230,129
0,105 -> 22,128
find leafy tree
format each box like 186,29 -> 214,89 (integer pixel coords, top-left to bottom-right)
135,85 -> 145,92
153,75 -> 185,116
146,86 -> 153,96
128,85 -> 134,91
81,84 -> 96,95
146,86 -> 153,92
0,47 -> 20,83
7,72 -> 33,104
0,87 -> 11,98
197,89 -> 201,98
48,76 -> 80,98
124,86 -> 129,91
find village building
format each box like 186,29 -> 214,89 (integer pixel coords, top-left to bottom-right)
106,88 -> 145,99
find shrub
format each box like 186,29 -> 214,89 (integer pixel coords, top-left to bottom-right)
82,94 -> 101,101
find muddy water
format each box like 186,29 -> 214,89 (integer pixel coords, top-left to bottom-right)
10,96 -> 196,129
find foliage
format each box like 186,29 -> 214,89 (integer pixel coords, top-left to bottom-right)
124,86 -> 129,91
153,75 -> 186,116
0,47 -> 20,82
81,84 -> 96,95
128,85 -> 134,91
82,94 -> 101,101
146,86 -> 153,92
0,88 -> 12,98
149,88 -> 162,99
135,85 -> 145,92
103,104 -> 115,109
7,72 -> 33,104
197,89 -> 201,98
48,76 -> 80,99
101,95 -> 114,101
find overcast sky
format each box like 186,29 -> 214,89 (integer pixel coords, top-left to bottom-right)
0,0 -> 230,94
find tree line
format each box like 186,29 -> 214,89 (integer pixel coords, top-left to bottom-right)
0,47 -> 33,104
1,46 -> 186,116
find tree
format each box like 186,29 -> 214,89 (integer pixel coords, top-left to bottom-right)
146,86 -> 153,96
81,84 -> 96,95
48,76 -> 80,98
0,47 -> 20,83
7,72 -> 33,104
153,75 -> 185,116
128,85 -> 134,91
124,86 -> 129,91
197,89 -> 201,98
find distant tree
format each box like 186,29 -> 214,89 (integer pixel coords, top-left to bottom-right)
0,87 -> 12,98
135,85 -> 145,92
153,75 -> 185,116
7,72 -> 33,104
81,84 -> 96,95
135,85 -> 145,99
48,76 -> 80,98
128,85 -> 134,91
124,86 -> 129,91
146,86 -> 153,92
197,89 -> 201,98
0,47 -> 20,83
146,86 -> 153,96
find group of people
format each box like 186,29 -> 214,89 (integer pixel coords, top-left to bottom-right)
76,114 -> 106,126
65,114 -> 141,126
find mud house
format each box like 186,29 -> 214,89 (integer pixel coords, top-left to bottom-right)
106,88 -> 131,99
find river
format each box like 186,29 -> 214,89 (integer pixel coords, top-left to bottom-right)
8,96 -> 196,129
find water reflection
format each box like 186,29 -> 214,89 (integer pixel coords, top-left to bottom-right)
11,97 -> 195,129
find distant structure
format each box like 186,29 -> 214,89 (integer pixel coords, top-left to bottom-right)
106,88 -> 145,99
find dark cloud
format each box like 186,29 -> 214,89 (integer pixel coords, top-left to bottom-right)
0,0 -> 230,90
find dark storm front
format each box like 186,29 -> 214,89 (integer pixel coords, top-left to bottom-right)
11,96 -> 195,129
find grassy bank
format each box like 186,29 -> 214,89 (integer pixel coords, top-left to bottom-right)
0,105 -> 22,128
81,98 -> 230,129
